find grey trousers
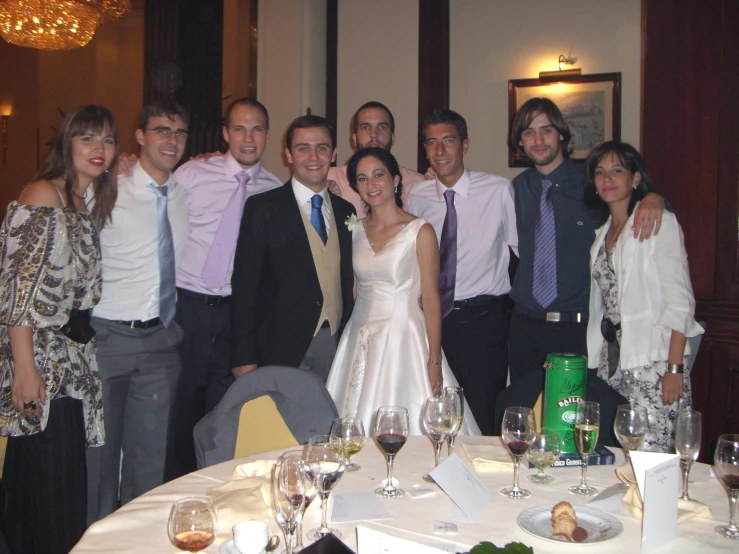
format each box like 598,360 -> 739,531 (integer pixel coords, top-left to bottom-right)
86,317 -> 182,524
298,327 -> 339,384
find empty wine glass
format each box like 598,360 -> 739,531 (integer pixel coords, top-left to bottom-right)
302,435 -> 346,540
167,497 -> 217,552
422,395 -> 454,482
500,406 -> 536,498
443,387 -> 464,456
614,404 -> 648,462
272,455 -> 306,554
374,406 -> 409,498
569,401 -> 600,496
675,408 -> 702,501
526,428 -> 561,484
713,433 -> 739,539
280,450 -> 317,551
330,416 -> 366,472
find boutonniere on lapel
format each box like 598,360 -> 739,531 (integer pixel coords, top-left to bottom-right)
345,214 -> 358,231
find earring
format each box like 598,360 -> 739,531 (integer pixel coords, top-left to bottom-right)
394,187 -> 398,193
595,190 -> 599,196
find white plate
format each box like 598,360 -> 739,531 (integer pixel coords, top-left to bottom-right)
517,504 -> 623,544
220,538 -> 285,554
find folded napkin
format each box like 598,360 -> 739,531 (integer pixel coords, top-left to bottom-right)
461,442 -> 513,472
616,462 -> 712,523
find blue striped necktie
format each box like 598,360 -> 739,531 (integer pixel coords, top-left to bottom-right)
149,183 -> 177,327
310,194 -> 328,244
532,179 -> 558,309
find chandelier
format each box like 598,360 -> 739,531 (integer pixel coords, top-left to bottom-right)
0,0 -> 131,51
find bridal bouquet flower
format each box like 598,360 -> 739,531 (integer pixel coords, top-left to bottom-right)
345,213 -> 358,231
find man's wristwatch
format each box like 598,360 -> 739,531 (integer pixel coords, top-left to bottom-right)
667,363 -> 684,375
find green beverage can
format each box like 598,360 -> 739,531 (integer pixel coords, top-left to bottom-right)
542,353 -> 587,454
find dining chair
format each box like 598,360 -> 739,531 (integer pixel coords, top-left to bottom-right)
233,394 -> 299,458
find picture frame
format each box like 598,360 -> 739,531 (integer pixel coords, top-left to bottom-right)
508,72 -> 621,167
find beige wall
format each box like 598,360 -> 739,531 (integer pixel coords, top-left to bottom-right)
450,0 -> 642,180
336,0 -> 419,171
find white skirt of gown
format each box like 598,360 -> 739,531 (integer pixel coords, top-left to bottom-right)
326,218 -> 481,436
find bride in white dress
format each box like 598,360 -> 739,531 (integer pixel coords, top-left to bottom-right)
326,148 -> 480,436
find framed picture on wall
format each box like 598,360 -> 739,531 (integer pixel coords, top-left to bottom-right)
508,72 -> 621,167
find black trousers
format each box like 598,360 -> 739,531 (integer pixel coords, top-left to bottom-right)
3,397 -> 87,554
441,298 -> 509,436
165,292 -> 233,481
508,308 -> 588,384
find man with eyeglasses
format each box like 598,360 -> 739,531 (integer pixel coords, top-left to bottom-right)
87,101 -> 191,523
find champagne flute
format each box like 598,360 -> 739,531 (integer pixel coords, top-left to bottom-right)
713,434 -> 739,539
614,404 -> 648,462
422,396 -> 454,482
373,406 -> 409,498
302,435 -> 346,540
443,386 -> 464,456
272,455 -> 306,554
526,428 -> 561,484
500,406 -> 536,498
281,450 -> 318,551
569,401 -> 600,496
675,409 -> 702,501
330,416 -> 366,472
167,497 -> 217,552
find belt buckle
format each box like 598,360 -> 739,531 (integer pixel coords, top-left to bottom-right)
545,312 -> 561,322
129,320 -> 137,329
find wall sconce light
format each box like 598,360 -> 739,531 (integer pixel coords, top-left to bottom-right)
0,104 -> 10,167
539,55 -> 582,83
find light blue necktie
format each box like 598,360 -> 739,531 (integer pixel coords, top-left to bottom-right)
532,179 -> 558,309
149,183 -> 177,327
310,194 -> 328,244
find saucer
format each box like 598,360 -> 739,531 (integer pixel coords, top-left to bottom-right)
220,540 -> 242,554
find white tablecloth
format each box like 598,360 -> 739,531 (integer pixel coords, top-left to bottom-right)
73,436 -> 736,553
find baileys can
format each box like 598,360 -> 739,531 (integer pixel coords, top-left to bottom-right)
543,353 -> 587,453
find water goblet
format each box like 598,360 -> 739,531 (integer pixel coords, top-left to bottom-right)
569,401 -> 600,496
500,406 -> 536,498
675,408 -> 702,501
373,406 -> 409,498
167,497 -> 217,552
302,435 -> 346,540
272,455 -> 306,554
422,395 -> 454,482
526,428 -> 561,484
713,433 -> 739,539
280,450 -> 317,550
330,416 -> 366,472
442,386 -> 464,456
614,404 -> 648,462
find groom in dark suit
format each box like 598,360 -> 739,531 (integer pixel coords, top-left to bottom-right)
230,115 -> 356,382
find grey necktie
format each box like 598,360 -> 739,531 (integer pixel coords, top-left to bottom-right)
149,183 -> 177,327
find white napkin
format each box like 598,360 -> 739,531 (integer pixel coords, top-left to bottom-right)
461,442 -> 513,472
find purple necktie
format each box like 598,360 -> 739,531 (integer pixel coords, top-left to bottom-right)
532,179 -> 558,309
439,189 -> 457,318
201,171 -> 250,289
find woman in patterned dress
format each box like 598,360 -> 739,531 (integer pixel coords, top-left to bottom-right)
0,105 -> 119,553
583,141 -> 703,453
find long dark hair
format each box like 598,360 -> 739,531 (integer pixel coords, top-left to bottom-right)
346,147 -> 403,214
33,105 -> 120,229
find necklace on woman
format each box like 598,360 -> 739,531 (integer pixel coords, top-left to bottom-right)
72,189 -> 88,201
606,217 -> 628,252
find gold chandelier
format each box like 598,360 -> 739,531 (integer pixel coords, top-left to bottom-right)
0,0 -> 131,51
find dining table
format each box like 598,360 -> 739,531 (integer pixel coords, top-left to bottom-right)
72,435 -> 736,553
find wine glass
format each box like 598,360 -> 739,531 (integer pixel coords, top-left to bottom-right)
302,434 -> 346,540
280,450 -> 317,551
330,416 -> 366,472
614,404 -> 648,462
569,401 -> 600,496
167,497 -> 217,552
373,406 -> 409,498
443,386 -> 464,456
272,455 -> 306,554
713,433 -> 739,539
500,406 -> 536,498
675,408 -> 702,501
526,428 -> 561,484
422,396 -> 454,482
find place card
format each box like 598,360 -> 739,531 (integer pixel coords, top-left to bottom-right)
429,453 -> 492,522
331,491 -> 392,523
356,526 -> 456,553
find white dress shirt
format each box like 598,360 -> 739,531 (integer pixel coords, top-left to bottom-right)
291,177 -> 331,233
407,168 -> 518,300
94,162 -> 190,321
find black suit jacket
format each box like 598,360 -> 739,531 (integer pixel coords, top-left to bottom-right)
230,182 -> 356,369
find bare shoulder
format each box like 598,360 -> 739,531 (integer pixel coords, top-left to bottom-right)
17,180 -> 64,209
416,221 -> 438,243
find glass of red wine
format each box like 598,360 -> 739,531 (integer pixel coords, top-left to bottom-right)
374,406 -> 409,498
280,450 -> 317,550
500,406 -> 536,499
167,497 -> 217,552
713,433 -> 739,539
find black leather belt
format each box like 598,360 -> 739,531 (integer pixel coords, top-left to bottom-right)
177,287 -> 231,307
453,295 -> 505,309
116,317 -> 161,329
514,304 -> 588,323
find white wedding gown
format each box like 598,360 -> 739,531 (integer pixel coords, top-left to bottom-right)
326,218 -> 481,436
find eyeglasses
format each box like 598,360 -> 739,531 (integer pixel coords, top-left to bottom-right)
147,126 -> 189,141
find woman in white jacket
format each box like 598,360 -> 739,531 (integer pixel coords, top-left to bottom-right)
583,141 -> 703,452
